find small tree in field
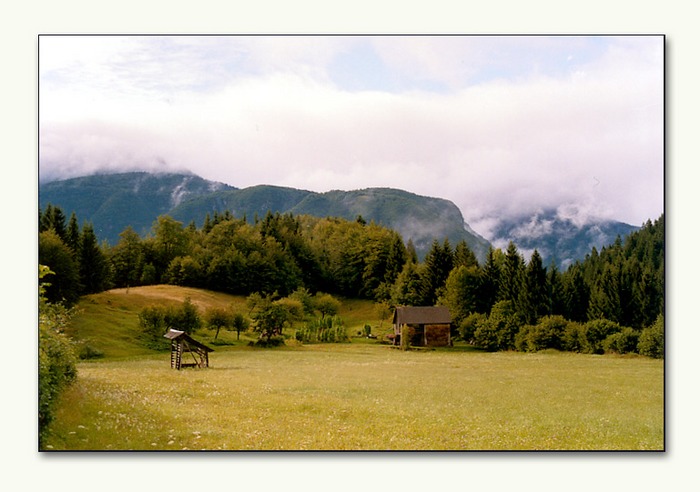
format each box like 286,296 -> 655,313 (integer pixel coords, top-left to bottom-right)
206,307 -> 232,340
232,312 -> 250,340
314,293 -> 341,319
252,302 -> 290,345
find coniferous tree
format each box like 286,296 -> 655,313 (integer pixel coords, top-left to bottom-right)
40,204 -> 67,241
499,242 -> 525,305
79,223 -> 111,294
405,239 -> 419,264
546,262 -> 566,316
521,249 -> 548,324
587,263 -> 621,322
454,240 -> 479,269
563,263 -> 590,322
480,246 -> 501,314
65,212 -> 81,255
420,239 -> 454,305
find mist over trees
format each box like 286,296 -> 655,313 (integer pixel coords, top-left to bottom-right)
39,203 -> 664,356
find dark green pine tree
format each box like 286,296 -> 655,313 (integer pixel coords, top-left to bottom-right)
405,239 -> 419,264
520,249 -> 549,324
479,246 -> 501,314
587,263 -> 622,323
385,232 -> 408,284
79,223 -> 111,294
453,240 -> 479,269
40,204 -> 67,241
499,242 -> 525,305
65,212 -> 81,255
546,261 -> 566,316
563,263 -> 590,322
421,239 -> 454,305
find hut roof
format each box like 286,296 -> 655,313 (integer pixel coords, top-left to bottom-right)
393,306 -> 452,326
164,329 -> 214,352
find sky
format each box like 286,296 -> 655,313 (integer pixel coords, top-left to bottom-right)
38,35 -> 664,238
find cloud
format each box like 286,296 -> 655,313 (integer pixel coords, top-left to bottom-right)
39,35 -> 664,235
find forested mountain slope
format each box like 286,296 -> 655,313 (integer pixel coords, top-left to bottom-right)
40,172 -> 491,262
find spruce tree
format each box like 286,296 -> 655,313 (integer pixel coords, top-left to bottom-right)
454,240 -> 479,269
421,239 -> 454,305
499,242 -> 525,305
65,212 -> 81,255
521,249 -> 548,324
479,246 -> 501,314
79,223 -> 110,294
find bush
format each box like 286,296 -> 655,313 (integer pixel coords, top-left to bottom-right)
516,316 -> 569,352
582,319 -> 621,354
39,316 -> 77,442
474,301 -> 521,351
459,313 -> 487,343
562,321 -> 587,352
638,314 -> 664,358
603,327 -> 640,354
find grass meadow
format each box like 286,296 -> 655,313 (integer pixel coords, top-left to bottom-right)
43,286 -> 664,451
43,345 -> 663,451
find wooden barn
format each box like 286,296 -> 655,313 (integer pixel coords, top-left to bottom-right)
392,306 -> 452,347
164,329 -> 214,369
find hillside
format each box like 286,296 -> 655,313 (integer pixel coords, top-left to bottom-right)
40,172 -> 491,261
68,285 -> 386,359
39,172 -> 235,242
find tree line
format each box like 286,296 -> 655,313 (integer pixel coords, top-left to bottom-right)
39,204 -> 664,354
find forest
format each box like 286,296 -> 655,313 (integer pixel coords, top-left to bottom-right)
38,204 -> 665,356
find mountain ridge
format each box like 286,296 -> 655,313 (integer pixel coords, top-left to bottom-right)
39,171 -> 640,268
39,171 -> 491,262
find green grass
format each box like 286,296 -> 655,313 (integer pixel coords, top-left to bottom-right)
44,345 -> 663,451
46,286 -> 664,451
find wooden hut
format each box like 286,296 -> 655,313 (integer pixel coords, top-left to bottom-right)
392,306 -> 452,347
164,329 -> 214,369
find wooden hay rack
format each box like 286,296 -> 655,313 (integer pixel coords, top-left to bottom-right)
164,329 -> 214,369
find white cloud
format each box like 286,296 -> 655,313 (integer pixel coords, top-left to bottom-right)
39,35 -> 664,234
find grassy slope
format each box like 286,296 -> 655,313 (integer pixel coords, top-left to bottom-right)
68,285 -> 388,358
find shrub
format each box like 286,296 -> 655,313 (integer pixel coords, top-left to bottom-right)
474,301 -> 521,351
603,327 -> 640,354
516,316 -> 569,352
638,314 -> 664,358
459,313 -> 487,343
562,321 -> 587,352
473,320 -> 500,352
583,319 -> 621,354
39,311 -> 77,442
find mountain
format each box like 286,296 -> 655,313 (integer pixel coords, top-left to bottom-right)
489,210 -> 639,270
39,172 -> 235,242
39,172 -> 491,261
